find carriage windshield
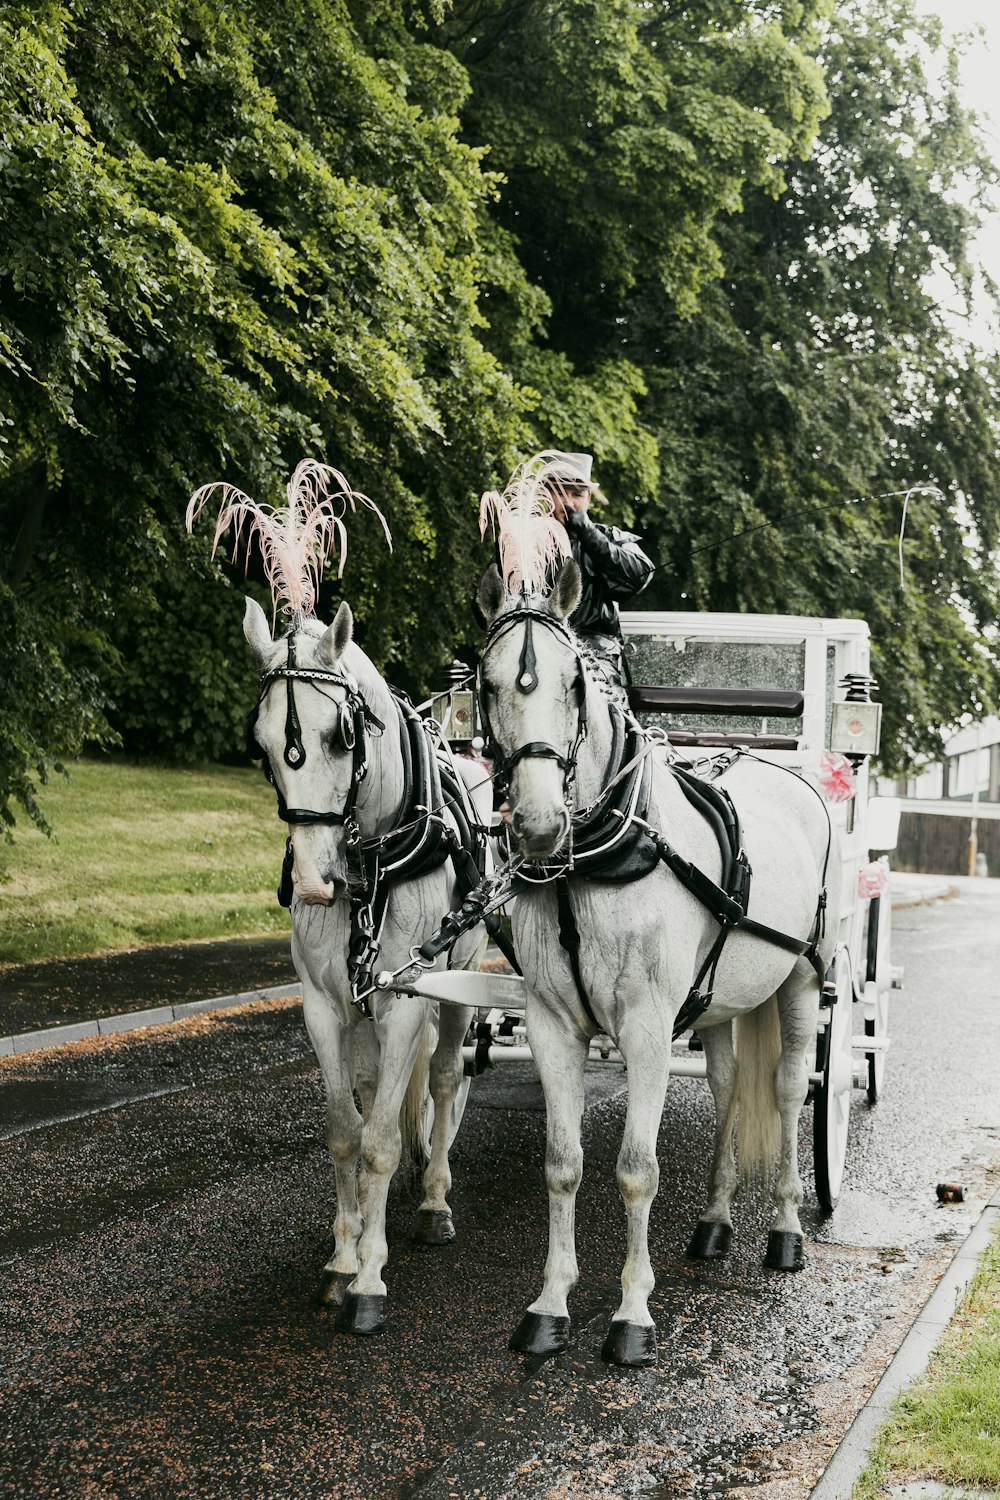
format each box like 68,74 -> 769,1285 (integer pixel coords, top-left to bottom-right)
628,633 -> 811,737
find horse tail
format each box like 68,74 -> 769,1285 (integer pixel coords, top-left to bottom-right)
733,994 -> 782,1180
398,1018 -> 432,1175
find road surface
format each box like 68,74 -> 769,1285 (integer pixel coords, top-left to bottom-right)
1,880 -> 998,1498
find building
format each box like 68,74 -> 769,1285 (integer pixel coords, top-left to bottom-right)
873,718 -> 1000,876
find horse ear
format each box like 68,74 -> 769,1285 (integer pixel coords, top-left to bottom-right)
549,558 -> 581,621
318,600 -> 353,665
477,564 -> 505,624
243,597 -> 272,665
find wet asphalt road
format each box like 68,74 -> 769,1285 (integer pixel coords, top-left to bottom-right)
2,883 -> 999,1500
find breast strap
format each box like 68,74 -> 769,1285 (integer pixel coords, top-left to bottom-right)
548,755 -> 829,1038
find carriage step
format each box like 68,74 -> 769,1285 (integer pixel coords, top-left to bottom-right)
892,965 -> 905,989
852,1034 -> 890,1052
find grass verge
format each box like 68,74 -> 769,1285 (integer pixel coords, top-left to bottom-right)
0,757 -> 290,966
852,1211 -> 1000,1497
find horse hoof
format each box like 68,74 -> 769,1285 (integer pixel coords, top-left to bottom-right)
335,1291 -> 387,1335
509,1311 -> 571,1357
764,1230 -> 805,1271
601,1321 -> 658,1368
412,1208 -> 456,1246
316,1269 -> 355,1308
687,1220 -> 733,1259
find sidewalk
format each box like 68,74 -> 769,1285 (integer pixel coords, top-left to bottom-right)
0,936 -> 299,1056
0,872 -> 965,1056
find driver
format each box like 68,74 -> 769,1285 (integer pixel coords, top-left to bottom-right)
543,452 -> 654,698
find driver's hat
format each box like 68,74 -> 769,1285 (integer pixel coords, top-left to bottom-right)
546,452 -> 593,487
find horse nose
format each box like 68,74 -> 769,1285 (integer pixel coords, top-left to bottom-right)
509,802 -> 569,858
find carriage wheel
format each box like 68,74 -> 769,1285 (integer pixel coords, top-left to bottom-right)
863,890 -> 892,1104
813,947 -> 854,1213
420,1075 -> 472,1160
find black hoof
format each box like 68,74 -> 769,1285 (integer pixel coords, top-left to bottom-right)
764,1230 -> 805,1271
509,1311 -> 571,1357
412,1208 -> 456,1246
316,1269 -> 355,1308
687,1220 -> 733,1260
601,1321 -> 658,1368
335,1291 -> 387,1335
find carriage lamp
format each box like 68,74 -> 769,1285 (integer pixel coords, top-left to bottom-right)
830,674 -> 882,759
430,659 -> 477,747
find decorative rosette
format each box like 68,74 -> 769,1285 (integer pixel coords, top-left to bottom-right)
858,860 -> 890,900
818,750 -> 857,803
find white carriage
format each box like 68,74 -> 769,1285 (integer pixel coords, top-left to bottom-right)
413,609 -> 902,1214
621,609 -> 902,1211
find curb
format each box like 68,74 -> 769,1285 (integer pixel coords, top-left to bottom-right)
889,882 -> 959,911
0,983 -> 302,1059
0,895 -> 951,1061
810,1184 -> 1000,1499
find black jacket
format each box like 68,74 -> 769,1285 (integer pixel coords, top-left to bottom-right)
563,508 -> 654,644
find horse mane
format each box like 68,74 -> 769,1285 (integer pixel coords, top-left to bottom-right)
186,458 -> 392,623
479,452 -> 571,596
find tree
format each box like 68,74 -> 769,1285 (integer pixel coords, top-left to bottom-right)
439,0 -> 1000,768
432,0 -> 833,510
0,0 -> 527,831
628,0 -> 1000,766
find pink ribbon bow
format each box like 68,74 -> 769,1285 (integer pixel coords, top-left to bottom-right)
858,860 -> 890,900
818,751 -> 857,803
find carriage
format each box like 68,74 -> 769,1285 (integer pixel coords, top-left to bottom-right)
410,607 -> 903,1217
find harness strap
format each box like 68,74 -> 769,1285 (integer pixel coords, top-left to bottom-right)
648,825 -> 826,983
554,878 -> 602,1033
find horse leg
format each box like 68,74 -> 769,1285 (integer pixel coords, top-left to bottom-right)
687,1020 -> 738,1261
413,1001 -> 472,1246
300,984 -> 364,1309
764,965 -> 818,1272
335,1004 -> 429,1336
510,1006 -> 589,1358
602,1020 -> 670,1367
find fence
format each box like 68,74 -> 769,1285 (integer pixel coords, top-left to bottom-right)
893,804 -> 1000,876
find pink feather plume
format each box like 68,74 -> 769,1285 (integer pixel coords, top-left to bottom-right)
479,452 -> 571,596
186,459 -> 392,622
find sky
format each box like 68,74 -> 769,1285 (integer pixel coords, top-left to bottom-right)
914,0 -> 1000,350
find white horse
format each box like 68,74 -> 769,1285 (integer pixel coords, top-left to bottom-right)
477,560 -> 839,1367
243,595 -> 489,1335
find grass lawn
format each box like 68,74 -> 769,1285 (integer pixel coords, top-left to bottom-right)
852,1213 -> 1000,1497
0,757 -> 291,966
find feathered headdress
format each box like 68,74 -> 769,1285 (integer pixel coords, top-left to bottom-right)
186,458 -> 392,623
479,452 -> 572,596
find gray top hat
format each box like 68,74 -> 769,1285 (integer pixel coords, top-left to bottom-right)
547,451 -> 594,486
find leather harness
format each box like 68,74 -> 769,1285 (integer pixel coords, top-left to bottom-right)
247,634 -> 492,1012
477,604 -> 831,1039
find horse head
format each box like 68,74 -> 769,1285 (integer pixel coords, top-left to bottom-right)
477,558 -> 585,861
244,595 -> 391,905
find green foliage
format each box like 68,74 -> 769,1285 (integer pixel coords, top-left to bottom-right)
436,0 -> 1000,771
3,0 -> 999,831
626,0 -> 1000,768
106,535 -> 266,763
0,579 -> 119,841
0,0 -> 528,827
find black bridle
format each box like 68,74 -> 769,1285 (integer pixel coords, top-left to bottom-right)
479,606 -> 589,799
246,633 -> 385,831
